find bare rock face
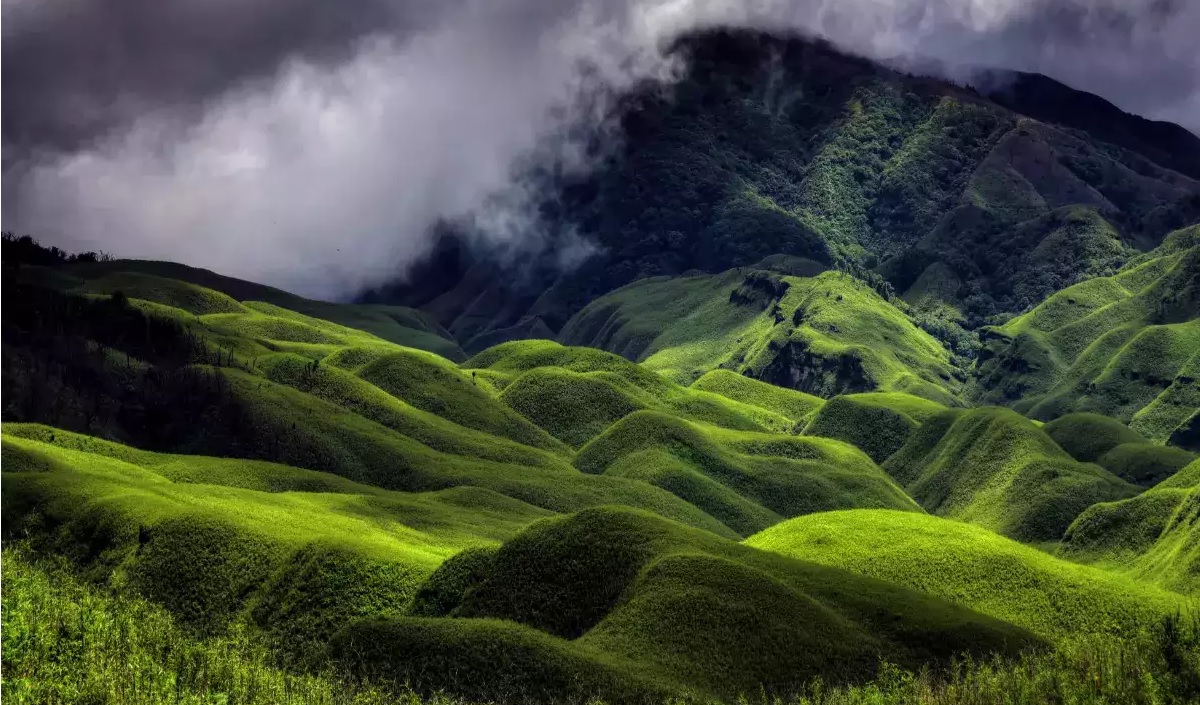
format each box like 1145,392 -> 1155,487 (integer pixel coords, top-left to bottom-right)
754,337 -> 872,398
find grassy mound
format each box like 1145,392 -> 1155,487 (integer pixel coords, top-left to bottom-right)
575,411 -> 918,535
356,506 -> 1037,701
472,341 -> 792,446
690,369 -> 824,424
1063,458 -> 1200,595
349,347 -> 567,453
801,395 -> 921,463
882,407 -> 1138,541
1043,412 -> 1149,462
499,368 -> 649,447
1097,443 -> 1197,488
747,509 -> 1188,641
560,269 -> 962,403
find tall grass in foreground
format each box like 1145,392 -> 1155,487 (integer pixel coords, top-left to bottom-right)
3,545 -> 1199,705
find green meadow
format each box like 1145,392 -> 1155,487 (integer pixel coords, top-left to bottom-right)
3,214 -> 1199,703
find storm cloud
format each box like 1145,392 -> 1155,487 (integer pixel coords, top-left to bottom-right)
4,0 -> 1198,298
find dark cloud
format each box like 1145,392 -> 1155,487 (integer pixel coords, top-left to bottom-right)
3,0 -> 1197,298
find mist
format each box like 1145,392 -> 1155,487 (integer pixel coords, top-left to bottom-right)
4,0 -> 1198,299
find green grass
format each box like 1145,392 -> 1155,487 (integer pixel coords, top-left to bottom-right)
0,427 -> 553,652
746,509 -> 1189,641
344,506 -> 1038,701
8,541 -> 1199,705
64,259 -> 464,359
560,269 -> 961,403
1063,458 -> 1200,595
801,395 -> 921,464
0,546 -> 448,705
973,226 -> 1200,438
1043,412 -> 1149,462
882,407 -> 1138,541
690,369 -> 825,424
469,340 -> 793,446
1096,443 -> 1197,488
573,410 -> 918,536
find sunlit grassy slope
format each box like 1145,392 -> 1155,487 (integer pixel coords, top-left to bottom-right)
335,506 -> 1036,702
882,407 -> 1138,541
0,426 -> 551,652
573,410 -> 918,535
65,260 -> 465,359
1063,458 -> 1200,595
560,268 -> 962,404
465,340 -> 795,445
746,509 -> 1189,642
973,225 -> 1200,441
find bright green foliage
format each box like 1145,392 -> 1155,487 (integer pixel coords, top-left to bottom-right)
9,543 -> 1199,705
574,411 -> 918,535
883,408 -> 1138,541
1063,459 -> 1200,595
561,268 -> 962,404
801,396 -> 920,464
341,506 -> 1036,701
973,226 -> 1200,438
469,340 -> 792,445
0,547 -> 439,705
258,352 -> 567,459
0,429 -> 551,646
691,369 -> 825,424
747,509 -> 1188,641
1043,412 -> 1149,462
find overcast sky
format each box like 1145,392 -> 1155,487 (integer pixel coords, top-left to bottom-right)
4,0 -> 1197,299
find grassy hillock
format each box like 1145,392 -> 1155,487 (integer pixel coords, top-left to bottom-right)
574,410 -> 918,535
799,394 -> 946,464
882,407 -> 1138,541
1062,458 -> 1200,595
747,509 -> 1189,641
335,506 -> 1036,701
467,340 -> 794,445
561,268 -> 962,404
690,369 -> 824,425
973,225 -> 1200,441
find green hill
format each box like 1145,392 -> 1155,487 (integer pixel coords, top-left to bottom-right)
0,426 -> 551,652
468,340 -> 794,445
746,509 -> 1188,641
973,225 -> 1200,441
65,259 -> 464,359
690,369 -> 824,425
561,268 -> 962,404
799,393 -> 947,464
574,410 -> 918,535
882,407 -> 1138,541
1062,458 -> 1200,595
335,506 -> 1036,702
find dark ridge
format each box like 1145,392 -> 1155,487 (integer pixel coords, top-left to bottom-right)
984,72 -> 1200,180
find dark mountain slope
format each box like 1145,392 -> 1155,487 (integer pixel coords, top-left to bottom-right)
369,30 -> 1200,349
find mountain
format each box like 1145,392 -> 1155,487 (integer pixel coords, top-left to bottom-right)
5,26 -> 1200,705
371,30 -> 1200,350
